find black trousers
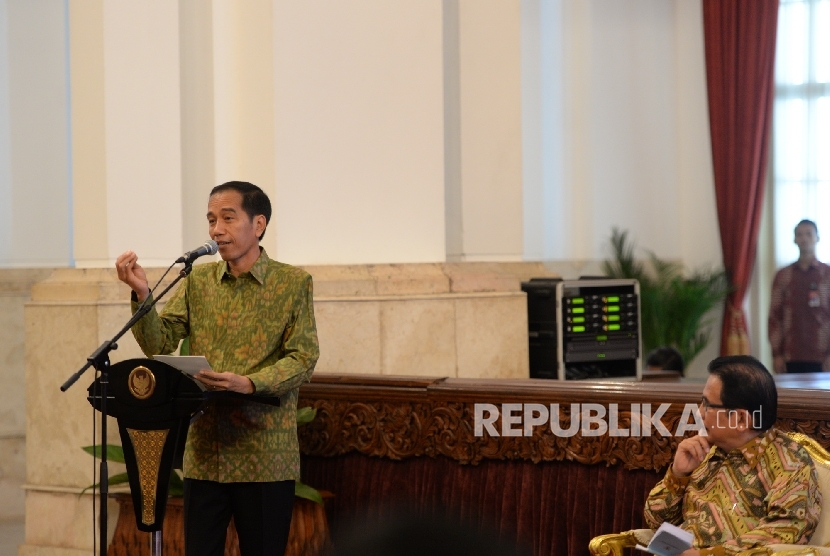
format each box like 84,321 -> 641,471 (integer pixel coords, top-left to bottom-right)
183,478 -> 295,556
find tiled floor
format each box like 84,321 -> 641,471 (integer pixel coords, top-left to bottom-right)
0,519 -> 23,556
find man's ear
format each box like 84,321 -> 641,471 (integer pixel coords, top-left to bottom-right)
254,215 -> 266,238
736,409 -> 752,430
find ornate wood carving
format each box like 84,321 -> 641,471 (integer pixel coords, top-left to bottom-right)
298,374 -> 830,470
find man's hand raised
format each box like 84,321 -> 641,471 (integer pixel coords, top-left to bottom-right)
672,435 -> 711,477
115,251 -> 150,302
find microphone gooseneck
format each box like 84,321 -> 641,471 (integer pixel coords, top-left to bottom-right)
176,240 -> 219,264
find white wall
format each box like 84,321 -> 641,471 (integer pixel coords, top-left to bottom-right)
0,1 -> 72,268
449,0 -> 524,262
0,1 -> 10,265
101,2 -> 183,267
674,0 -> 721,271
68,1 -> 184,268
0,0 -> 722,273
272,0 -> 447,265
179,0 -> 217,252
523,0 -> 721,270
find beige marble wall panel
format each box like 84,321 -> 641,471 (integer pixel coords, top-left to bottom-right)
302,262 -> 557,297
0,436 -> 25,519
21,491 -> 118,555
0,269 -> 55,521
19,548 -> 91,556
0,269 -> 54,435
30,268 -> 180,304
0,269 -> 55,295
541,259 -> 607,281
380,299 -> 456,377
443,261 -> 555,293
0,296 -> 27,434
303,265 -> 376,297
314,300 -> 381,375
95,302 -> 154,363
25,304 -> 125,488
455,293 -> 528,379
369,264 -> 450,296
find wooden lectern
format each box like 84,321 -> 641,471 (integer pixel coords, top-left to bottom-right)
88,358 -> 202,555
87,357 -> 282,555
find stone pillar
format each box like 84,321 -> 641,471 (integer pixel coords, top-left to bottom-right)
445,0 -> 524,262
69,1 -> 184,268
0,269 -> 52,521
22,269 -> 169,556
0,1 -> 72,267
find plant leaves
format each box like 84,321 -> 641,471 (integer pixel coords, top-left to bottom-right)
296,406 -> 317,426
294,480 -> 324,505
82,444 -> 126,464
168,469 -> 184,497
179,336 -> 191,356
603,228 -> 729,367
81,472 -> 130,495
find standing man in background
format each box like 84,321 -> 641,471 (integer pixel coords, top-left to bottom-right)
115,181 -> 320,556
769,219 -> 830,373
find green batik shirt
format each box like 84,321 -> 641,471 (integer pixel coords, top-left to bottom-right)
130,248 -> 319,483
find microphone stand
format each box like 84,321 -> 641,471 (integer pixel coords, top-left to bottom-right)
60,261 -> 196,556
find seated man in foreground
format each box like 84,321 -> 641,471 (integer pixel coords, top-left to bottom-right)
644,355 -> 822,556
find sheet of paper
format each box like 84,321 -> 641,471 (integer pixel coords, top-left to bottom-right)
636,522 -> 693,556
153,355 -> 212,376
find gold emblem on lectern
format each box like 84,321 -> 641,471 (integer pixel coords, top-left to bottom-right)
128,366 -> 155,400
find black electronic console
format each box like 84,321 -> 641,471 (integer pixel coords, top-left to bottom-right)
521,278 -> 641,380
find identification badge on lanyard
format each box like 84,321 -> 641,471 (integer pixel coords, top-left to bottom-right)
809,282 -> 821,308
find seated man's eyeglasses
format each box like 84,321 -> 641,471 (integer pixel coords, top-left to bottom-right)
700,397 -> 728,413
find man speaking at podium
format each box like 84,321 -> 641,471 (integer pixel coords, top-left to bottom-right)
115,181 -> 320,556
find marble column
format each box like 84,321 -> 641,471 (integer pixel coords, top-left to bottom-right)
22,269 -> 171,556
445,0 -> 524,262
0,269 -> 52,521
69,0 -> 184,268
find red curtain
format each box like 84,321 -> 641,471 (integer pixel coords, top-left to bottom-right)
702,0 -> 779,356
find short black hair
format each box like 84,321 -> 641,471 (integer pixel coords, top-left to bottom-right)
708,355 -> 777,431
646,346 -> 685,375
209,181 -> 272,240
795,219 -> 818,235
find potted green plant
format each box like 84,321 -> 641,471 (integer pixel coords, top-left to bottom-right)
602,228 -> 730,369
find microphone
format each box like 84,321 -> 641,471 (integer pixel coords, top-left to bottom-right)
176,240 -> 219,264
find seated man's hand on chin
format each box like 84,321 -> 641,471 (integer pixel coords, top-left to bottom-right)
672,435 -> 711,477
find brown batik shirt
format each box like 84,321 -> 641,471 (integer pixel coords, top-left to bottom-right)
768,260 -> 830,363
644,428 -> 821,555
